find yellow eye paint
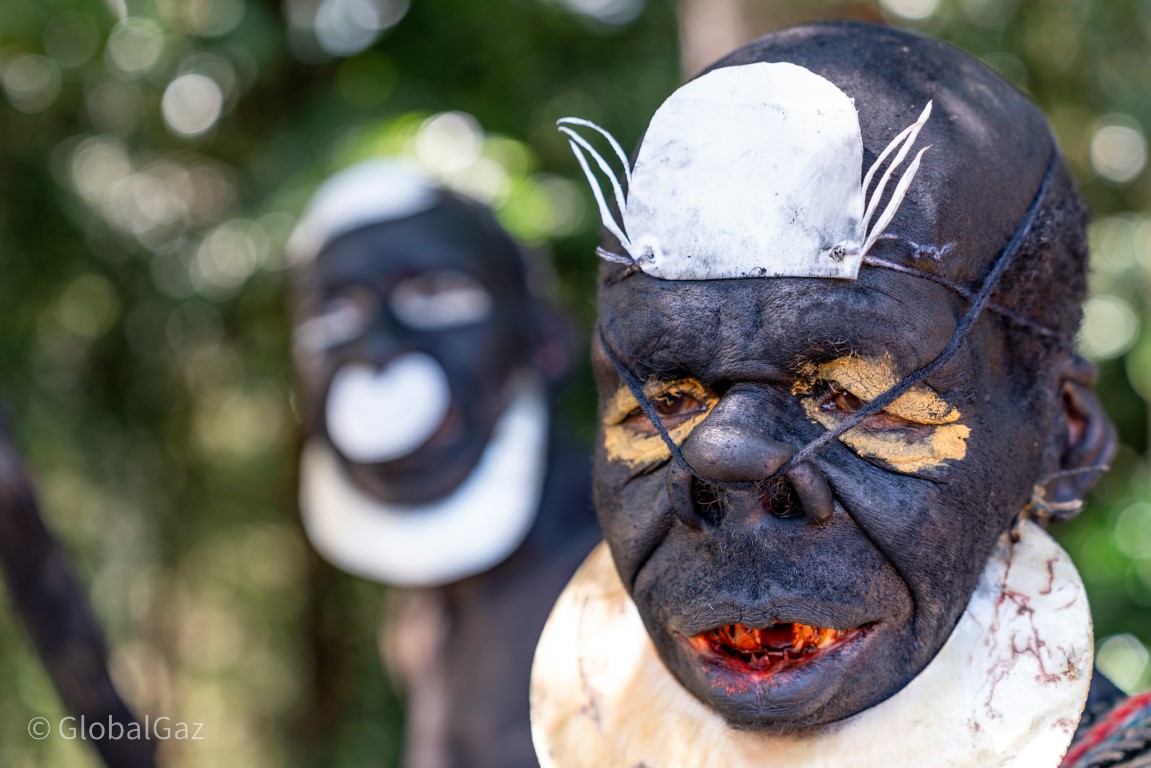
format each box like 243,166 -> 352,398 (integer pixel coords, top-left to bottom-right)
796,354 -> 970,472
602,379 -> 716,468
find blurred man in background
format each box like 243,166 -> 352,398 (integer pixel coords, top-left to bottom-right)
288,159 -> 598,767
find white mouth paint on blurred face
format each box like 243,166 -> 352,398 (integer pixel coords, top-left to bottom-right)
301,371 -> 549,586
325,353 -> 451,463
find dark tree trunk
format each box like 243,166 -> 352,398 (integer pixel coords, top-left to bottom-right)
0,432 -> 155,768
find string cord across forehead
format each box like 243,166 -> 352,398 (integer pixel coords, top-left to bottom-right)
599,149 -> 1059,487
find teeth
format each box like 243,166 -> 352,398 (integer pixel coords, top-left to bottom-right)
730,624 -> 761,651
817,629 -> 840,648
792,623 -> 816,650
706,621 -> 849,664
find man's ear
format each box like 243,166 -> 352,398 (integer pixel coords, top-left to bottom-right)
1041,355 -> 1118,518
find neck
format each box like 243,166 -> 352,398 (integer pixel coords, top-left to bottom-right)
531,520 -> 1093,768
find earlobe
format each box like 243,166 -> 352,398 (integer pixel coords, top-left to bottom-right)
1041,355 -> 1117,519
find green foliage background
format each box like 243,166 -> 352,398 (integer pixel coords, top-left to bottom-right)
0,0 -> 1147,765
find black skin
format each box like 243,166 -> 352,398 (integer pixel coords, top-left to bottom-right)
592,22 -> 1118,733
0,415 -> 155,768
291,192 -> 598,766
293,193 -> 539,507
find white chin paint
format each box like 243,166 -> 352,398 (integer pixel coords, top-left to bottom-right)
531,521 -> 1093,768
300,372 -> 548,586
324,353 -> 451,464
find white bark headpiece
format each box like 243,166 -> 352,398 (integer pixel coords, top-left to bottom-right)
559,62 -> 932,280
287,159 -> 439,265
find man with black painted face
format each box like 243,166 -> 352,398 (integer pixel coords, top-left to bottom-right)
531,22 -> 1150,768
289,160 -> 598,767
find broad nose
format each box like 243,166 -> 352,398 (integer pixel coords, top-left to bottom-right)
361,310 -> 406,362
669,388 -> 835,529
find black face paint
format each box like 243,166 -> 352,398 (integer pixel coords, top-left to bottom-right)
293,195 -> 534,507
290,164 -> 599,767
588,22 -> 1097,735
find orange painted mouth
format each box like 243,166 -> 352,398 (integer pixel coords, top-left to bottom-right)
690,622 -> 861,673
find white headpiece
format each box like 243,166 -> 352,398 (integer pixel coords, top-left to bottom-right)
559,62 -> 932,280
287,159 -> 440,264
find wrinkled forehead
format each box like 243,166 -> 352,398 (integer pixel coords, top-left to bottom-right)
596,266 -> 977,393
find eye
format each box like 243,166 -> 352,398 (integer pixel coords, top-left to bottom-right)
817,384 -> 865,415
293,289 -> 375,354
389,270 -> 493,331
811,383 -> 928,433
622,387 -> 711,435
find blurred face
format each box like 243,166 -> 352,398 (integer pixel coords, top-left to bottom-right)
593,264 -> 1048,732
293,202 -> 533,506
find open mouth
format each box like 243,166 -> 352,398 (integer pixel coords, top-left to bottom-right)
688,621 -> 866,676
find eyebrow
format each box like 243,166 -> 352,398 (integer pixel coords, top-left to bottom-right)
796,338 -> 977,400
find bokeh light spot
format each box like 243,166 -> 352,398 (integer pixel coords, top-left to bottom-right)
879,0 -> 940,21
1115,502 -> 1151,560
557,0 -> 644,25
1096,634 -> 1150,694
70,136 -> 133,205
190,219 -> 269,298
415,112 -> 483,175
55,274 -> 121,340
161,0 -> 246,37
1080,294 -> 1138,361
2,54 -> 63,114
180,52 -> 239,104
1090,116 -> 1147,184
162,73 -> 225,138
315,0 -> 410,57
451,157 -> 510,206
193,384 -> 287,460
958,0 -> 1017,29
106,17 -> 166,78
44,12 -> 101,68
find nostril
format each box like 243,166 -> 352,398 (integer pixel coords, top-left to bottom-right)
786,463 -> 836,526
667,462 -> 727,529
667,462 -> 703,529
760,477 -> 804,519
692,479 -> 723,526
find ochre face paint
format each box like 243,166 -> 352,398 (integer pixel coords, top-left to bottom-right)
795,354 -> 970,472
602,378 -> 717,467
